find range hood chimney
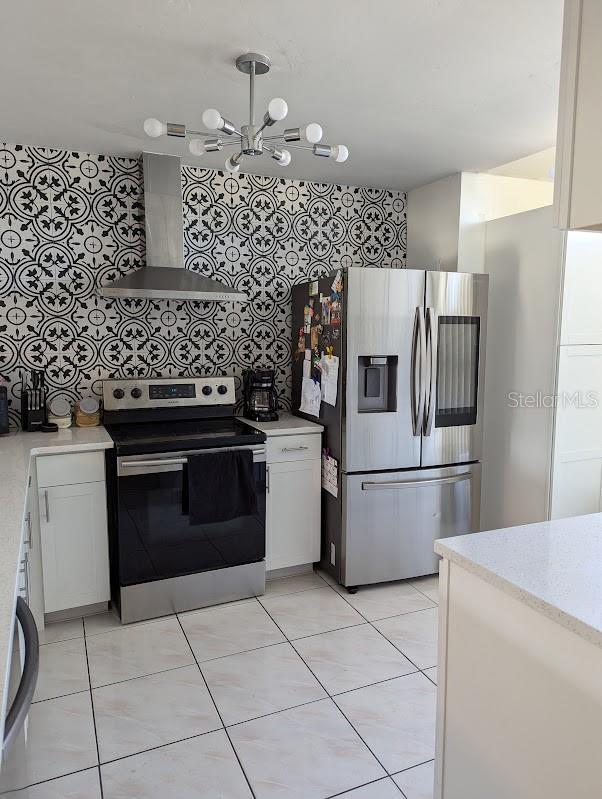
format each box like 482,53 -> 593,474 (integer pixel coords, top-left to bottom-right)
100,152 -> 246,302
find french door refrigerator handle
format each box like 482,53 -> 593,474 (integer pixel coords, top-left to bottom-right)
411,307 -> 427,436
362,472 -> 472,490
424,306 -> 436,436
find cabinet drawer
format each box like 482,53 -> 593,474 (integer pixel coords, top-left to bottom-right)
37,451 -> 105,487
267,433 -> 321,463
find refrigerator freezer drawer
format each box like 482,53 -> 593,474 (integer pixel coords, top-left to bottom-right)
342,463 -> 481,587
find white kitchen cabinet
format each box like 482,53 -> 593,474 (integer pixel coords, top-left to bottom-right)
554,0 -> 602,231
37,453 -> 110,614
435,557 -> 602,799
482,206 -> 602,529
265,435 -> 321,572
22,470 -> 45,630
550,345 -> 602,519
560,233 -> 602,345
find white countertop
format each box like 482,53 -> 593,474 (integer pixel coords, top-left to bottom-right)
435,513 -> 602,648
240,412 -> 324,436
0,426 -> 113,732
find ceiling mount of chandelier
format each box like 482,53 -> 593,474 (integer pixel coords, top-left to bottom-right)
143,51 -> 349,174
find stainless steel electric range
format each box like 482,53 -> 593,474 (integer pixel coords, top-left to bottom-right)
102,377 -> 267,624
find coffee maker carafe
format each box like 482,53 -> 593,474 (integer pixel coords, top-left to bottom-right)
243,368 -> 278,422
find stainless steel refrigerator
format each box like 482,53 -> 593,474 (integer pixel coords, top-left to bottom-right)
292,267 -> 488,589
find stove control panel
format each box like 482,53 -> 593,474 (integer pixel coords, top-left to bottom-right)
103,377 -> 236,411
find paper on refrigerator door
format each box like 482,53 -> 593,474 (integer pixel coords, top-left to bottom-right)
320,355 -> 339,406
299,377 -> 321,417
322,451 -> 338,498
302,359 -> 311,378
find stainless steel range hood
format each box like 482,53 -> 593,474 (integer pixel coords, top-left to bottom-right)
100,152 -> 246,302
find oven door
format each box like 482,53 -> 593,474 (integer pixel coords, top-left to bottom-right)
115,445 -> 266,587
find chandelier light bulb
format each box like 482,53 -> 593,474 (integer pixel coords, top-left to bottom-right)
278,149 -> 291,166
333,144 -> 349,163
188,139 -> 206,156
143,118 -> 167,138
304,123 -> 323,144
225,154 -> 241,173
202,108 -> 223,130
268,98 -> 288,122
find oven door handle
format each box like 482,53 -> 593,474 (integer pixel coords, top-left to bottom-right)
120,446 -> 266,471
121,458 -> 187,468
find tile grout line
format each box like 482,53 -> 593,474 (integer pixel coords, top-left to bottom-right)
84,727 -> 225,770
317,571 -> 439,688
264,570 -> 437,696
174,614 -> 258,799
258,596 -> 393,782
324,774 -> 406,798
4,765 -> 104,795
33,617 -> 427,776
81,600 -> 260,640
390,758 -> 437,799
391,757 -> 436,775
82,619 -> 105,799
328,584 -> 439,775
329,669 -> 421,700
28,580 -> 437,796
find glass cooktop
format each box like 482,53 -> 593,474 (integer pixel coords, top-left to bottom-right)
105,417 -> 265,456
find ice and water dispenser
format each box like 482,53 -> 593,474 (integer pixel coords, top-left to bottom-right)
357,356 -> 398,412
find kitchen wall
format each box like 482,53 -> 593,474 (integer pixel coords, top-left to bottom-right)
406,170 -> 553,273
0,143 -> 407,427
406,174 -> 462,271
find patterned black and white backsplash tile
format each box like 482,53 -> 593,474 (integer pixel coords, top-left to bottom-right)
0,143 -> 406,428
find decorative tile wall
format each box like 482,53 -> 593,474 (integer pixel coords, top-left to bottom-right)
0,143 -> 406,428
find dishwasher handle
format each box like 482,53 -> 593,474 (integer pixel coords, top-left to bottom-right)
3,597 -> 39,754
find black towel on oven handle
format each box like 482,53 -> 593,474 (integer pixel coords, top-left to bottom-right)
187,449 -> 258,525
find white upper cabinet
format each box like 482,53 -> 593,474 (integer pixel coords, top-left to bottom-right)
554,0 -> 602,231
561,232 -> 602,344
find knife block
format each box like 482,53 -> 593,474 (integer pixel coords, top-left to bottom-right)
21,390 -> 46,431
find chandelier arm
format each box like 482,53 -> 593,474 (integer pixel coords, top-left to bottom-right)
279,143 -> 313,151
249,62 -> 256,126
188,127 -> 244,138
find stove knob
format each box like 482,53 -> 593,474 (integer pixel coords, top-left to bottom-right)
217,384 -> 228,395
131,387 -> 143,399
112,388 -> 125,400
202,385 -> 213,396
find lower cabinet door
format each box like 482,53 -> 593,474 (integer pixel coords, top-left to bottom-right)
266,459 -> 321,571
39,481 -> 110,613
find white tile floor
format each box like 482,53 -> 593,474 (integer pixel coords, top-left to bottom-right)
0,570 -> 439,799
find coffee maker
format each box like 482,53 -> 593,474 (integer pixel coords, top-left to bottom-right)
243,368 -> 278,422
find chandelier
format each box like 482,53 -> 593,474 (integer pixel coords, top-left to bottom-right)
143,51 -> 349,174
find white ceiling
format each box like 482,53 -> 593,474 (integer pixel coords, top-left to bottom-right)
1,0 -> 563,190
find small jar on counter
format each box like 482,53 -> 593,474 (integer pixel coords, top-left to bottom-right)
74,397 -> 101,427
47,397 -> 72,429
